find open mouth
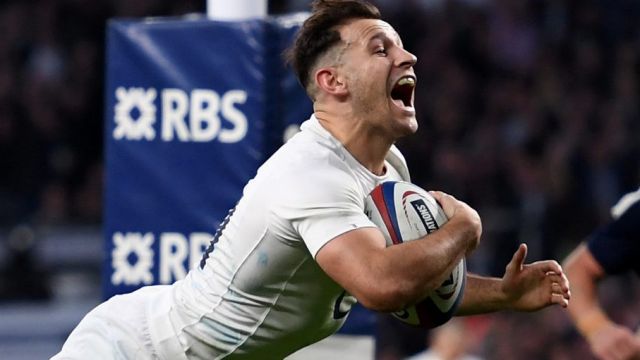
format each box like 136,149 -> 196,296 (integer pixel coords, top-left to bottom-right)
390,76 -> 415,108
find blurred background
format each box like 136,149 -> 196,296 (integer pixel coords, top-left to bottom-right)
0,0 -> 639,359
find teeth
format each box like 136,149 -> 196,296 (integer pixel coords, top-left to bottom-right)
397,77 -> 415,86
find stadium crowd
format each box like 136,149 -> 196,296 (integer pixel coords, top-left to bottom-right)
1,0 -> 639,359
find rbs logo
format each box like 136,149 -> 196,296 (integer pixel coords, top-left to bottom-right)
113,87 -> 248,143
111,231 -> 212,286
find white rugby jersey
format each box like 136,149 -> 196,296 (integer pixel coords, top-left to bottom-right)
153,115 -> 410,359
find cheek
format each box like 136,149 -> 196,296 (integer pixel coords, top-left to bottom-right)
348,66 -> 389,104
361,75 -> 387,100
354,63 -> 383,84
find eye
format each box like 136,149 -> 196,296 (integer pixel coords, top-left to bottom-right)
375,47 -> 387,56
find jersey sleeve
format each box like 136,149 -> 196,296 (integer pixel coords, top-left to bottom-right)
270,161 -> 376,259
587,199 -> 640,275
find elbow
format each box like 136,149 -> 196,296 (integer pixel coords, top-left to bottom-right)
356,289 -> 408,313
561,243 -> 587,279
355,278 -> 432,312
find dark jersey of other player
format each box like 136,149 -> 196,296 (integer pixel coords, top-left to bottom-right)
587,200 -> 640,275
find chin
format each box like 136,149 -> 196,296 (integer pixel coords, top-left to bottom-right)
407,117 -> 419,132
395,115 -> 418,137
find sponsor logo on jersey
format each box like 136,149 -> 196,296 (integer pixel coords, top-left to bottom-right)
113,87 -> 248,143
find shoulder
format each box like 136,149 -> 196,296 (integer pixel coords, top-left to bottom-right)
593,190 -> 640,243
586,191 -> 640,274
277,128 -> 358,184
277,157 -> 360,205
266,137 -> 362,210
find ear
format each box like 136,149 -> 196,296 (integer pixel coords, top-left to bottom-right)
315,67 -> 348,96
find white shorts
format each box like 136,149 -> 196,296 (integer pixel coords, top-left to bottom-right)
51,286 -> 184,360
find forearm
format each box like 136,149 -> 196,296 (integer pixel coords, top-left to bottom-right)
359,215 -> 474,311
379,227 -> 466,301
318,220 -> 474,312
374,189 -> 482,305
563,244 -> 610,338
455,273 -> 509,316
567,269 -> 609,335
455,242 -> 571,316
562,244 -> 640,358
317,192 -> 481,312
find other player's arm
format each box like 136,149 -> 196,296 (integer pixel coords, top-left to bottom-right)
456,243 -> 570,316
563,243 -> 640,360
316,191 -> 481,312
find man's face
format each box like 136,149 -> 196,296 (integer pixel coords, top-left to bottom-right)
337,18 -> 418,137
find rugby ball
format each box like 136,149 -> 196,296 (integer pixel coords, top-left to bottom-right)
364,181 -> 466,328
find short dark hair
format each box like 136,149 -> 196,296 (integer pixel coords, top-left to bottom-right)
285,0 -> 381,95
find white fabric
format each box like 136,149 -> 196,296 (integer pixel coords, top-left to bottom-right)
405,350 -> 483,360
52,286 -> 181,360
611,186 -> 640,219
54,115 -> 410,359
286,334 -> 374,359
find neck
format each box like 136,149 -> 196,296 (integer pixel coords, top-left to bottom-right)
314,107 -> 393,176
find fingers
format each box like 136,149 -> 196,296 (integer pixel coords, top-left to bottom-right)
538,259 -> 564,275
550,283 -> 570,306
546,272 -> 571,295
532,259 -> 571,291
429,191 -> 482,250
551,292 -> 569,308
429,190 -> 456,203
535,260 -> 572,303
592,326 -> 640,360
616,338 -> 640,360
547,271 -> 571,306
429,191 -> 458,218
528,257 -> 564,276
507,243 -> 527,272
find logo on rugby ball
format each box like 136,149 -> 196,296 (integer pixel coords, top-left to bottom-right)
401,191 -> 440,234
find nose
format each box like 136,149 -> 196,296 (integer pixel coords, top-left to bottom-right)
396,48 -> 417,68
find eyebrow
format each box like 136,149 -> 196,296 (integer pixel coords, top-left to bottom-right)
367,31 -> 402,47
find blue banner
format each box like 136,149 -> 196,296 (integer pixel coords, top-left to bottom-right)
104,17 -> 273,296
102,14 -> 374,335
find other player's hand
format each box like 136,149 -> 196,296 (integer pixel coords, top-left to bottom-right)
588,323 -> 640,360
500,243 -> 571,311
430,191 -> 482,254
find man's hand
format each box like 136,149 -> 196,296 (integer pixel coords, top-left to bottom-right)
500,243 -> 571,311
563,243 -> 640,360
587,323 -> 640,360
430,191 -> 482,254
